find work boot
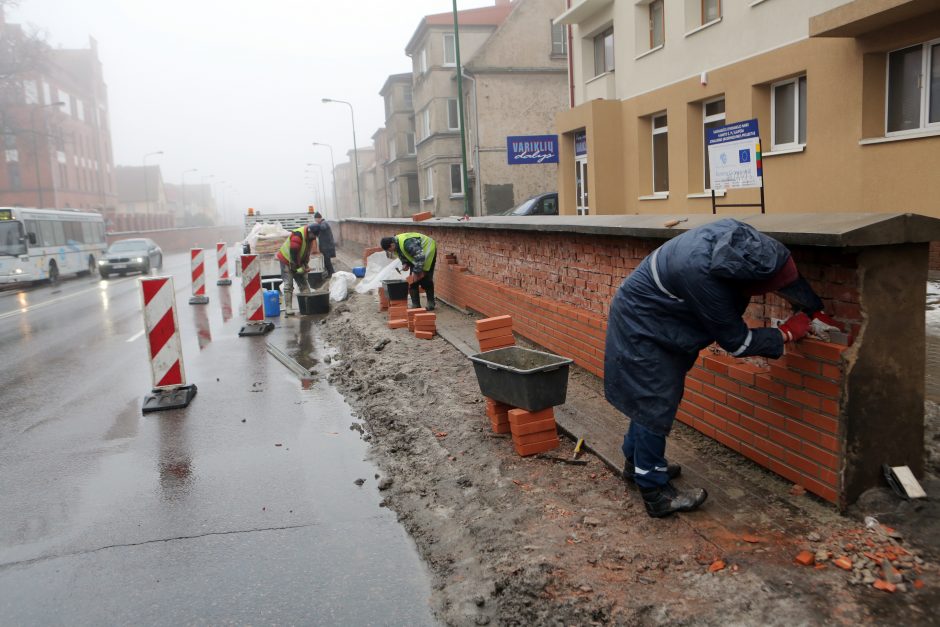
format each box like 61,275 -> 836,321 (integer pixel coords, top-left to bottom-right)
425,286 -> 436,311
640,482 -> 708,518
410,288 -> 421,309
622,459 -> 681,483
283,291 -> 295,317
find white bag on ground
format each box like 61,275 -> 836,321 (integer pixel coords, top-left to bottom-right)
355,254 -> 403,294
329,271 -> 358,302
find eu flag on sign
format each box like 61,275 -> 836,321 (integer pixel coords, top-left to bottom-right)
739,149 -> 750,163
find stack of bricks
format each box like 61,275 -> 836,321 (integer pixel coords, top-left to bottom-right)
406,307 -> 426,332
508,408 -> 560,456
486,398 -> 511,434
387,298 -> 408,329
378,288 -> 389,312
475,315 -> 515,352
413,312 -> 436,339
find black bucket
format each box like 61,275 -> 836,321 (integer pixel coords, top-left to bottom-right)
297,291 -> 330,315
468,346 -> 573,411
306,271 -> 326,290
382,279 -> 410,301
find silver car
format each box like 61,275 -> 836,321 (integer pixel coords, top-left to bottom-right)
99,238 -> 163,278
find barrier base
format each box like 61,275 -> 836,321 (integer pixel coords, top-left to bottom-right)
239,321 -> 275,337
142,384 -> 198,413
216,279 -> 232,286
189,295 -> 210,305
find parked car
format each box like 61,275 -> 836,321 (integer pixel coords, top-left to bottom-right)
497,192 -> 559,216
98,238 -> 163,278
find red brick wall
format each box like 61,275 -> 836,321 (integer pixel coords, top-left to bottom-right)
345,222 -> 860,505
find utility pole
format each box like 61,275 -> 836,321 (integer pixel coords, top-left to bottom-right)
452,0 -> 471,217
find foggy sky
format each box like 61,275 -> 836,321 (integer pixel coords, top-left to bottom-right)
10,0 -> 496,222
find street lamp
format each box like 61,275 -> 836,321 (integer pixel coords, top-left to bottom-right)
180,168 -> 198,224
30,101 -> 64,208
321,99 -> 362,217
142,150 -> 163,228
312,142 -> 338,220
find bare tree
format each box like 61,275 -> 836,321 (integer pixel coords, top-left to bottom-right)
0,0 -> 49,118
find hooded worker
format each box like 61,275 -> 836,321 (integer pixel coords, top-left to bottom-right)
276,223 -> 320,315
312,212 -> 336,278
606,218 -> 831,518
380,232 -> 437,310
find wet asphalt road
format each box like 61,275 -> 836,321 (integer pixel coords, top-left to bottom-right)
0,251 -> 435,625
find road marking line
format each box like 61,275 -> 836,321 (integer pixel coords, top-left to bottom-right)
126,329 -> 145,343
0,278 -> 133,321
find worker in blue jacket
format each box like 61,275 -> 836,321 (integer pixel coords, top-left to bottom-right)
606,218 -> 828,518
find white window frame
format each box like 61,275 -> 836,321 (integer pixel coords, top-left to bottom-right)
593,26 -> 615,77
424,166 -> 434,200
443,33 -> 456,67
449,163 -> 464,197
551,20 -> 567,57
419,47 -> 428,75
771,75 -> 807,151
651,113 -> 669,195
447,99 -> 459,130
885,38 -> 940,137
649,0 -> 664,50
703,97 -> 725,191
419,107 -> 430,140
702,0 -> 721,24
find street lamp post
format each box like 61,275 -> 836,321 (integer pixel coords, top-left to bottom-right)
180,168 -> 198,226
312,142 -> 338,219
30,101 -> 65,208
321,99 -> 362,218
142,150 -> 163,228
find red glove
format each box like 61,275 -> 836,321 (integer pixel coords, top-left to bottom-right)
779,312 -> 811,343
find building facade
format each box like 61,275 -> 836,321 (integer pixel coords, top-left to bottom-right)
380,73 -> 420,218
115,165 -> 171,231
0,21 -> 117,219
367,128 -> 389,218
553,0 -> 940,219
406,1 -> 512,217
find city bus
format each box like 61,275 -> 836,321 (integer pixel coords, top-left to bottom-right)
0,207 -> 107,285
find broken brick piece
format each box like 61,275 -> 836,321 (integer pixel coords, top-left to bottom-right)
475,315 -> 513,332
873,579 -> 897,593
741,534 -> 761,544
508,407 -> 555,426
833,556 -> 852,571
794,551 -> 815,566
708,560 -> 726,573
789,484 -> 807,496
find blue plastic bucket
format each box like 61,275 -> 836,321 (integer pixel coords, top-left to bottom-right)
263,289 -> 281,317
352,266 -> 366,278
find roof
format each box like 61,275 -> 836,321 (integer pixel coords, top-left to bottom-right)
379,73 -> 413,96
405,1 -> 513,54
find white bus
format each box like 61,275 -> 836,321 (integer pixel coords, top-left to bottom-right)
0,207 -> 107,285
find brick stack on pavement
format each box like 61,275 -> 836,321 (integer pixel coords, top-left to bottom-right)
406,307 -> 426,331
485,398 -> 512,434
378,288 -> 389,312
413,313 -> 437,339
475,315 -> 515,352
508,408 -> 560,456
388,299 -> 408,329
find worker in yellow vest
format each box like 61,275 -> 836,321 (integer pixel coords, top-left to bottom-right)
380,232 -> 437,310
276,223 -> 319,315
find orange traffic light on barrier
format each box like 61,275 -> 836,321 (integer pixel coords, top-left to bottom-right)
247,207 -> 255,216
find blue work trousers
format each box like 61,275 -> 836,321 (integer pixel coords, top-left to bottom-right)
622,420 -> 669,489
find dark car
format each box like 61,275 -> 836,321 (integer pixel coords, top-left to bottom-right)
99,238 -> 163,278
497,192 -> 558,216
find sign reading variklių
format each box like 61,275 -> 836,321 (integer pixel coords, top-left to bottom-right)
506,135 -> 558,165
706,119 -> 763,189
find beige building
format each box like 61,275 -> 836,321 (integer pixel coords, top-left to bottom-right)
367,128 -> 388,217
380,73 -> 420,218
405,1 -> 513,217
553,0 -> 940,218
463,0 -> 569,214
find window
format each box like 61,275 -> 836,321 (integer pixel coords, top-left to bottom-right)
772,76 -> 807,149
424,166 -> 434,199
652,113 -> 669,193
593,27 -> 615,76
702,0 -> 720,24
57,90 -> 71,116
419,47 -> 428,74
407,175 -> 419,205
551,21 -> 567,56
450,163 -> 463,196
389,178 -> 400,206
52,221 -> 65,245
76,100 -> 85,121
421,108 -> 431,139
388,136 -> 396,161
649,1 -> 664,49
40,220 -> 55,245
403,85 -> 413,110
406,132 -> 416,155
443,33 -> 456,66
7,163 -> 20,190
703,98 -> 725,189
42,82 -> 51,105
24,80 -> 38,104
886,40 -> 940,134
447,99 -> 459,130
3,128 -> 16,149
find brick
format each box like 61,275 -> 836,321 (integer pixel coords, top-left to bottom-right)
703,356 -> 730,375
727,362 -> 761,385
820,363 -> 842,380
508,407 -> 555,426
769,397 -> 802,419
727,395 -> 754,416
769,364 -> 802,386
713,402 -> 739,423
476,315 -> 513,332
701,384 -> 727,404
752,434 -> 786,460
486,407 -> 509,421
412,211 -> 433,222
490,419 -> 511,434
688,367 -> 715,385
724,420 -> 755,444
679,400 -> 705,420
785,387 -> 822,411
799,340 -> 846,363
802,441 -> 839,470
514,436 -> 560,457
801,410 -> 839,436
784,449 -> 821,477
795,550 -> 815,566
767,426 -> 802,451
714,376 -> 740,395
738,413 -> 770,438
755,374 -> 786,397
415,330 -> 435,339
513,428 -> 559,445
802,376 -> 841,399
510,418 -> 557,436
414,313 -> 437,323
754,406 -> 787,429
476,325 -> 514,340
479,335 -> 515,351
387,319 -> 408,329
739,386 -> 770,407
820,398 -> 839,417
486,398 -> 513,413
781,353 -> 821,375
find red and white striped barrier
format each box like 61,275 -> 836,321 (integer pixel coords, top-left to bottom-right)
216,242 -> 232,286
239,254 -> 274,336
140,276 -> 197,412
189,248 -> 209,305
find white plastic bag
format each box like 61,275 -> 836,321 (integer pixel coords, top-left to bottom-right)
355,253 -> 404,294
329,271 -> 358,302
244,221 -> 288,252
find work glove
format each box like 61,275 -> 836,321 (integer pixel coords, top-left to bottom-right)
779,312 -> 811,343
811,311 -> 843,332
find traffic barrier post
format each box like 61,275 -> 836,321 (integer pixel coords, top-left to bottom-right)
216,242 -> 232,286
140,276 -> 197,412
189,248 -> 209,305
238,253 -> 274,337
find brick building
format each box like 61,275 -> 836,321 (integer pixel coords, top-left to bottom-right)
115,165 -> 170,231
0,17 -> 117,218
